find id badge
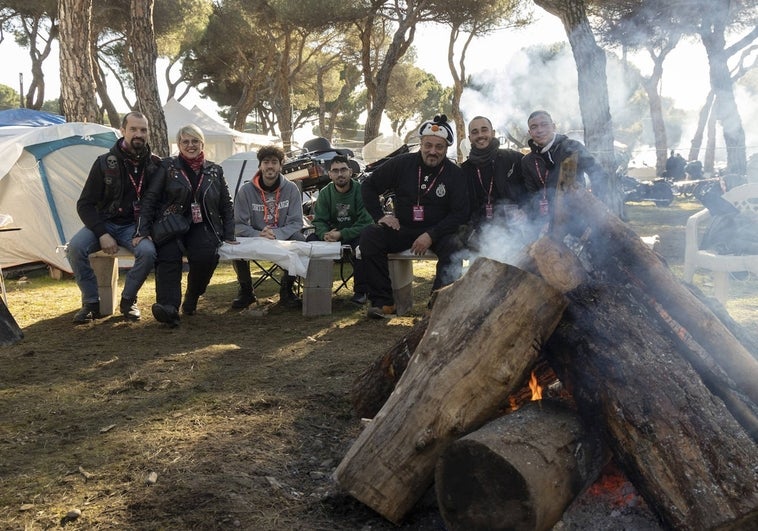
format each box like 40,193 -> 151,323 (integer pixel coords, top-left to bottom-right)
191,202 -> 203,223
539,198 -> 549,216
412,205 -> 424,222
133,200 -> 141,221
485,204 -> 494,220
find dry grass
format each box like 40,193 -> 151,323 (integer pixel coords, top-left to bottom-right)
1,197 -> 756,530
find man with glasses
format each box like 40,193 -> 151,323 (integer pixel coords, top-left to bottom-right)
307,155 -> 372,305
359,114 -> 469,318
66,111 -> 161,323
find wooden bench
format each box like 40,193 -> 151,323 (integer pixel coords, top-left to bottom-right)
89,247 -> 135,316
91,243 -> 341,317
388,250 -> 438,316
683,182 -> 758,303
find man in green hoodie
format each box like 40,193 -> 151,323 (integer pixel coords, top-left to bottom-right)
307,155 -> 373,305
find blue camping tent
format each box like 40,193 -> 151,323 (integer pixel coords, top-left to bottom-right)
0,108 -> 66,128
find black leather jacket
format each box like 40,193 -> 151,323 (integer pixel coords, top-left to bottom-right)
76,139 -> 162,237
136,156 -> 235,243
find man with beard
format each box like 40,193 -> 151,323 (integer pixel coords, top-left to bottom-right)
461,116 -> 527,248
307,154 -> 373,305
231,145 -> 305,309
359,114 -> 469,318
67,112 -> 161,324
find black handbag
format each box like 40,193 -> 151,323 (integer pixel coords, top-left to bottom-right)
151,212 -> 190,245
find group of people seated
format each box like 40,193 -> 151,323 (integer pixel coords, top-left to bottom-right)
66,109 -> 606,326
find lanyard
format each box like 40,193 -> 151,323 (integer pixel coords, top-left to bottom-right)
260,187 -> 281,227
476,165 -> 494,206
417,165 -> 444,205
533,160 -> 548,199
179,168 -> 205,202
126,162 -> 144,199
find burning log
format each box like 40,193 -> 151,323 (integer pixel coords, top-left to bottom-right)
350,315 -> 429,419
545,281 -> 758,529
334,258 -> 567,524
435,400 -> 605,531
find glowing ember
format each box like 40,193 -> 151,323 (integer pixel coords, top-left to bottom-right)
529,370 -> 542,401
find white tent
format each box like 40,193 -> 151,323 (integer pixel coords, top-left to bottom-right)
163,98 -> 279,162
0,122 -> 119,272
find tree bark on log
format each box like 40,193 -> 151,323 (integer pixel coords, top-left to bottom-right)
545,282 -> 758,530
552,183 -> 758,411
335,259 -> 568,524
350,315 -> 429,419
435,400 -> 605,531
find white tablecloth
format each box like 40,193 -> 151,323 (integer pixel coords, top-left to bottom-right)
217,238 -> 341,277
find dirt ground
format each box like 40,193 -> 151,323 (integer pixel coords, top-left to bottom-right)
1,198 -> 756,530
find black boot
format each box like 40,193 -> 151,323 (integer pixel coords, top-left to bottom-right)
231,260 -> 256,308
120,297 -> 141,320
279,274 -> 301,308
231,284 -> 256,309
181,292 -> 198,315
152,303 -> 180,327
73,302 -> 101,324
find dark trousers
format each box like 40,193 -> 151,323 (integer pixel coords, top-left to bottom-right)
306,234 -> 367,295
358,224 -> 463,307
154,223 -> 219,309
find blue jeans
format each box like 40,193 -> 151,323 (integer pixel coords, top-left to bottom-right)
67,222 -> 157,304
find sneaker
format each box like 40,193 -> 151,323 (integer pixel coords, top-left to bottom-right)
151,303 -> 180,327
119,297 -> 141,320
73,302 -> 101,324
350,293 -> 367,305
366,305 -> 396,319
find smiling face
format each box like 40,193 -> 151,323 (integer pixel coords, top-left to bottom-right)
121,114 -> 149,153
468,117 -> 495,150
259,156 -> 282,186
420,136 -> 448,168
178,134 -> 203,159
527,112 -> 557,147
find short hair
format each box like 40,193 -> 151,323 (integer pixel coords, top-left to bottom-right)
122,111 -> 147,128
328,155 -> 350,169
176,124 -> 204,144
528,110 -> 553,123
468,116 -> 493,131
257,145 -> 285,164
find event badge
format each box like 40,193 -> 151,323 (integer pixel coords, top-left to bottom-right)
191,202 -> 203,223
132,200 -> 141,221
539,198 -> 549,216
485,204 -> 494,220
412,205 -> 424,222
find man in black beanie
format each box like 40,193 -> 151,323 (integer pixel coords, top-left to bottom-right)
359,114 -> 469,318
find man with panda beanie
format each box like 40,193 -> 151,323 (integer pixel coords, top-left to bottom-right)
359,115 -> 470,318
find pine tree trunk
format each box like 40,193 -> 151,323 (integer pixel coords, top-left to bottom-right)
58,0 -> 100,122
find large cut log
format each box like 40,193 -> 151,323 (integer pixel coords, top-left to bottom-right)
334,258 -> 567,524
351,315 -> 429,419
435,400 -> 605,531
546,281 -> 758,530
551,169 -> 758,413
350,236 -> 583,418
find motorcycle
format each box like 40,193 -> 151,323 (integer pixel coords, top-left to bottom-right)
621,174 -> 674,207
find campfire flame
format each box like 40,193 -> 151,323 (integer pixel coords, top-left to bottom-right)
529,370 -> 543,401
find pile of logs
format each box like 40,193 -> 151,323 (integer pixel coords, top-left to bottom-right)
335,155 -> 758,530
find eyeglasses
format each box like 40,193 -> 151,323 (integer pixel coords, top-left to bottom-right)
329,167 -> 351,175
179,139 -> 202,146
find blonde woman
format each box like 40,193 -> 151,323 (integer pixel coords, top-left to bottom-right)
135,124 -> 237,326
